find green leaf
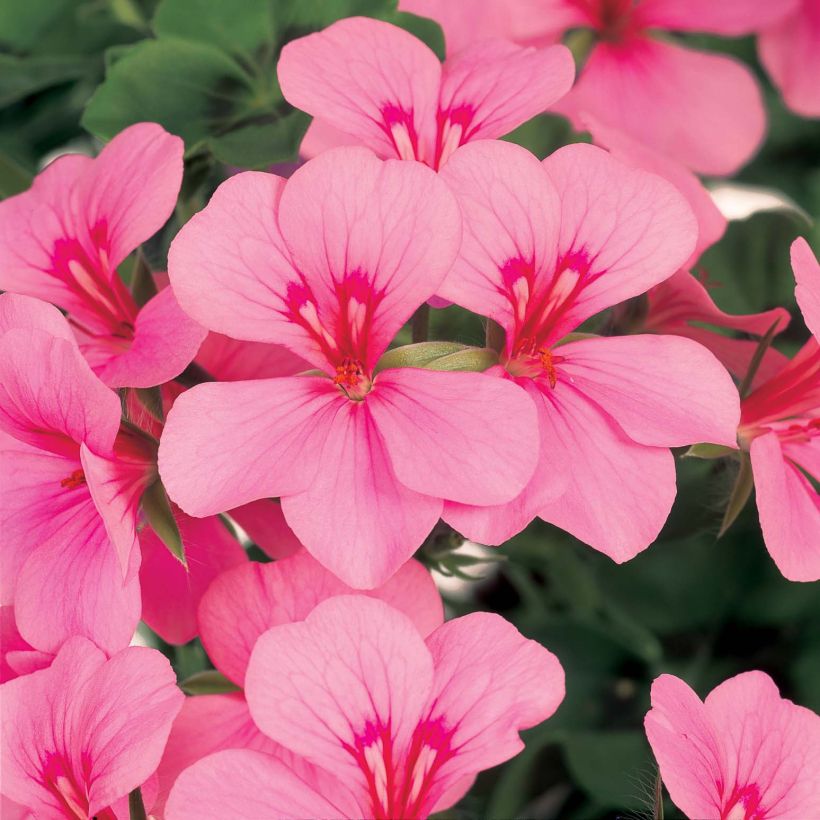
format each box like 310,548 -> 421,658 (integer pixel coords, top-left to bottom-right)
179,669 -> 241,695
375,341 -> 467,372
563,731 -> 656,812
0,0 -> 73,50
0,149 -> 34,197
719,454 -> 755,537
0,54 -> 91,107
683,442 -> 738,460
141,480 -> 186,566
382,10 -> 445,60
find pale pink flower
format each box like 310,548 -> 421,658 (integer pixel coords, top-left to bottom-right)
154,552 -> 443,813
165,594 -> 564,819
277,16 -> 574,170
634,269 -> 790,386
0,122 -> 205,388
0,294 -> 149,655
645,671 -> 820,820
759,0 -> 820,118
438,141 -> 740,560
739,238 -> 820,581
404,0 -> 791,175
159,147 -> 539,588
0,636 -> 183,818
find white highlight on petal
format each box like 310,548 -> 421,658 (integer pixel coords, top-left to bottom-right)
390,123 -> 417,161
438,120 -> 464,168
347,298 -> 367,346
408,743 -> 438,803
298,299 -> 337,349
510,275 -> 530,322
363,737 -> 390,813
67,259 -> 119,315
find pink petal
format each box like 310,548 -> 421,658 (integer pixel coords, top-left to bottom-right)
167,172 -> 309,353
644,674 -> 726,819
540,142 -> 697,337
0,293 -> 75,341
158,376 -> 341,516
637,0 -> 801,34
534,384 -> 677,562
370,368 -> 539,505
556,36 -> 765,176
14,520 -> 141,655
299,117 -> 361,160
750,431 -> 820,582
195,332 -> 310,381
0,329 -> 120,455
703,670 -> 820,818
277,146 -> 462,370
92,286 -> 206,389
585,117 -> 726,266
0,606 -> 51,682
166,749 -> 351,820
155,694 -> 280,817
245,596 -> 434,803
0,154 -> 92,313
281,400 -> 442,588
438,40 -> 574,155
139,510 -> 247,645
557,335 -> 740,448
792,237 -> 820,342
420,613 -> 565,810
278,17 -> 441,161
199,553 -> 442,686
759,0 -> 820,117
80,122 -> 183,268
228,499 -> 302,560
436,139 -> 561,330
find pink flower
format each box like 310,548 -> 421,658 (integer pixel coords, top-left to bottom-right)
645,671 -> 820,820
759,0 -> 820,118
165,595 -> 564,819
739,238 -> 820,581
0,294 -> 149,656
154,551 -> 443,813
633,269 -> 790,386
438,141 -> 740,560
277,16 -> 574,170
405,0 -> 788,175
0,636 -> 183,818
0,606 -> 52,683
0,122 -> 206,388
159,147 -> 540,588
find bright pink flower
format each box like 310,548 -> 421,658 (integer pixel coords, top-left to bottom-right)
405,0 -> 788,175
0,636 -> 183,818
634,269 -> 790,386
759,0 -> 820,118
159,147 -> 539,588
0,606 -> 52,683
166,594 -> 564,819
278,16 -> 574,170
645,671 -> 820,820
0,294 -> 149,655
438,141 -> 740,560
739,238 -> 820,581
0,122 -> 205,388
154,552 -> 442,813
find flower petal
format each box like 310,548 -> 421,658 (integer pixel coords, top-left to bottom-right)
370,368 -> 539,505
278,17 -> 441,161
637,0 -> 800,34
158,376 -> 341,516
227,499 -> 302,560
281,401 -> 442,589
557,335 -> 740,448
750,431 -> 820,582
792,237 -> 820,342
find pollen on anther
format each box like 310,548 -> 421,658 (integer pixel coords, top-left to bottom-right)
60,469 -> 86,489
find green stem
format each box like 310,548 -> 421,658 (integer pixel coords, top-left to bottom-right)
411,304 -> 430,343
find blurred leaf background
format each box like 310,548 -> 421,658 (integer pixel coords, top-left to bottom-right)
2,2 -> 818,818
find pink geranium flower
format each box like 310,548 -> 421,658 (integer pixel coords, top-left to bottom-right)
277,16 -> 574,169
0,122 -> 205,388
632,269 -> 790,386
645,671 -> 820,820
759,0 -> 820,118
154,551 -> 443,812
0,294 -> 149,656
159,147 -> 540,588
165,595 -> 564,819
438,141 -> 740,560
739,238 -> 820,581
0,636 -> 183,818
404,0 -> 789,175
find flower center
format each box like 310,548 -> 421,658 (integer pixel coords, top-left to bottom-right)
507,336 -> 565,387
333,357 -> 372,400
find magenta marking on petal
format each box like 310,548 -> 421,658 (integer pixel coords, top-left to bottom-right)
721,782 -> 763,820
380,104 -> 421,162
435,104 -> 476,169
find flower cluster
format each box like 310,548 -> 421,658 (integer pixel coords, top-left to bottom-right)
1,2 -> 819,819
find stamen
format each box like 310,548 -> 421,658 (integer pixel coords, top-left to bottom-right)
60,469 -> 86,490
